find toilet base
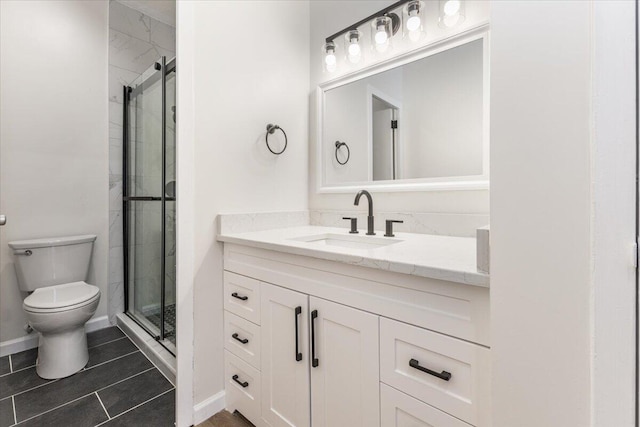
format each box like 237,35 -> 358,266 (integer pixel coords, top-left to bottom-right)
36,326 -> 89,379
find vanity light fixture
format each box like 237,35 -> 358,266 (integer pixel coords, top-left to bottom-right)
322,0 -> 408,72
439,0 -> 466,28
345,30 -> 363,64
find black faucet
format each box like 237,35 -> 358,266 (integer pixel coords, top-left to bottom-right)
354,190 -> 375,235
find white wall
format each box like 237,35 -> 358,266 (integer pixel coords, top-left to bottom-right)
488,1 -> 636,425
0,1 -> 109,344
309,1 -> 490,224
177,0 -> 310,416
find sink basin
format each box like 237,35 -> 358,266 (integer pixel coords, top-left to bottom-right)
290,233 -> 402,250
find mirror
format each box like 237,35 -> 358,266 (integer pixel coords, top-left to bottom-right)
319,32 -> 489,192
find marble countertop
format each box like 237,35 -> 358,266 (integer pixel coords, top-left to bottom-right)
217,225 -> 489,288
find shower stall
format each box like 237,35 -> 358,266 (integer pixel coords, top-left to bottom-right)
123,57 -> 176,353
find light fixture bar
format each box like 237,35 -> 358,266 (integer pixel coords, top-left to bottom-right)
324,0 -> 411,43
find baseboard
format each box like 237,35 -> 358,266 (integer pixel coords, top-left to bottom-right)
193,390 -> 226,426
0,315 -> 110,357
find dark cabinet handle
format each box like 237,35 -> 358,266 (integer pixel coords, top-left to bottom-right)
232,333 -> 248,344
232,374 -> 249,388
231,292 -> 248,301
311,310 -> 319,368
409,358 -> 451,381
294,306 -> 302,361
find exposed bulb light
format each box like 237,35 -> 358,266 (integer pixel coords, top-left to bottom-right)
406,15 -> 421,32
323,42 -> 337,72
375,25 -> 388,45
405,1 -> 422,32
325,52 -> 336,66
348,42 -> 361,56
345,30 -> 362,64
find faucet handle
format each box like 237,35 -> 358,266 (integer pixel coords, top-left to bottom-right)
342,217 -> 359,234
384,220 -> 404,237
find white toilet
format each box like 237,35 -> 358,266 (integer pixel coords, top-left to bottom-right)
9,235 -> 101,379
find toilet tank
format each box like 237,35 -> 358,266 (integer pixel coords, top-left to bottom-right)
8,235 -> 97,292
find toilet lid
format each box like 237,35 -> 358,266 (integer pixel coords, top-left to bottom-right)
24,282 -> 100,310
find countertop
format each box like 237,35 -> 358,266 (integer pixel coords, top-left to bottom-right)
217,225 -> 489,288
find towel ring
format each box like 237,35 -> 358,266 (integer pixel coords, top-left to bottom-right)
335,141 -> 350,165
265,124 -> 287,155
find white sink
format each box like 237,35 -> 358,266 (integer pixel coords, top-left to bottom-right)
290,233 -> 402,250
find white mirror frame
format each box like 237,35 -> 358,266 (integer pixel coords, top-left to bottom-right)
316,24 -> 490,194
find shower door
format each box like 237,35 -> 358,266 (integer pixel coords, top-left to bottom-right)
123,57 -> 176,352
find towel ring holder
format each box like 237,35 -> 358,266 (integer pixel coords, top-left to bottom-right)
266,124 -> 287,155
335,141 -> 350,165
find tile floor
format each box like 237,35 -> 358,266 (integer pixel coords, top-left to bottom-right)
0,326 -> 174,427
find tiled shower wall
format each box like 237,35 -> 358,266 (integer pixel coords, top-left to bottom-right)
108,1 -> 175,324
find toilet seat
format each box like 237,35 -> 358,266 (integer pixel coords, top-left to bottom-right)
24,282 -> 100,313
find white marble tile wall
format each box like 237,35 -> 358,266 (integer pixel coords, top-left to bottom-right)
108,0 -> 175,324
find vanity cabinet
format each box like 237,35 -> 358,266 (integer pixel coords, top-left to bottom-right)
223,243 -> 490,427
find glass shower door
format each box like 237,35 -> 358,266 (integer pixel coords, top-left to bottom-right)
124,57 -> 176,352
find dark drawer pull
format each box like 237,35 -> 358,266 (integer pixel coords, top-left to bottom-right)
294,306 -> 302,361
232,374 -> 249,388
311,310 -> 319,368
231,292 -> 248,301
409,358 -> 452,381
232,333 -> 249,344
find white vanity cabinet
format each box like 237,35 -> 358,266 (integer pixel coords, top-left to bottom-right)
222,243 -> 490,427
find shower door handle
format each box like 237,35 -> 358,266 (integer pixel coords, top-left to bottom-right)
0,215 -> 5,226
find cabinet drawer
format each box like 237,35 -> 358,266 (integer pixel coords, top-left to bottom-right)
224,271 -> 260,324
381,383 -> 472,427
224,311 -> 261,369
380,318 -> 490,426
224,350 -> 261,424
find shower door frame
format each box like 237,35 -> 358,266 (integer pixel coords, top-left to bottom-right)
123,56 -> 176,352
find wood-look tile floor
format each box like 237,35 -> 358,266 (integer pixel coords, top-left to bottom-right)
0,327 -> 175,427
197,410 -> 254,427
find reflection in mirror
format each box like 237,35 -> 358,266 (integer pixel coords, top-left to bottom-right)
321,36 -> 487,189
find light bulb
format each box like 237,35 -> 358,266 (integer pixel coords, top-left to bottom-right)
443,0 -> 461,16
375,28 -> 388,45
348,42 -> 361,57
406,15 -> 421,31
325,52 -> 336,66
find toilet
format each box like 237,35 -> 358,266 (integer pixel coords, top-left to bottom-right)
8,235 -> 100,379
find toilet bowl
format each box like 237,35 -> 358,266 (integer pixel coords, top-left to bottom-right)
8,234 -> 100,379
24,282 -> 100,379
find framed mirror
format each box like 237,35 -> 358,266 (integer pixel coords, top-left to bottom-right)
317,27 -> 489,193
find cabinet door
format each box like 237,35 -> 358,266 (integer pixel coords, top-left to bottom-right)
310,297 -> 380,427
261,283 -> 310,427
380,383 -> 472,427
